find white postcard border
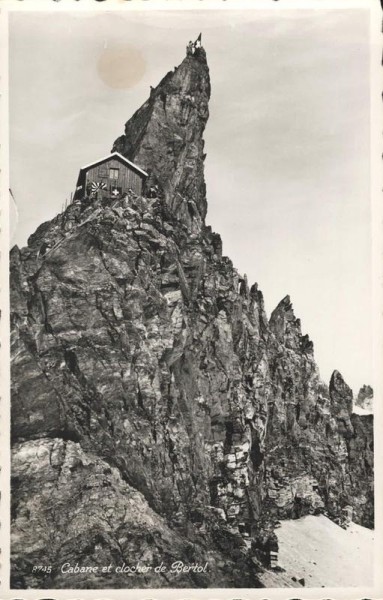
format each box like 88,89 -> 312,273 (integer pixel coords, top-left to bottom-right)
0,1 -> 382,599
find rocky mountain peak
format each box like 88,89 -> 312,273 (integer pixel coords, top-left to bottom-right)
269,295 -> 295,323
112,36 -> 210,227
269,294 -> 311,352
329,370 -> 354,437
9,36 -> 374,589
355,384 -> 373,412
330,369 -> 352,403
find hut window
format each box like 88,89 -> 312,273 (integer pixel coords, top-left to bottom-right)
109,168 -> 119,180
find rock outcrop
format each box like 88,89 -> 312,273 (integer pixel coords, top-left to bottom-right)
112,42 -> 210,226
355,384 -> 374,412
10,38 -> 373,589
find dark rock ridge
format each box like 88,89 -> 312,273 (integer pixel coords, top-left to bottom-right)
10,39 -> 373,589
112,43 -> 210,226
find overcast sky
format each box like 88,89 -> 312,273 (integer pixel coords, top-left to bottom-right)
9,9 -> 371,394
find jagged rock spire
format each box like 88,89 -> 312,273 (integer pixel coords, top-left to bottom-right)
269,295 -> 313,354
329,370 -> 354,437
355,384 -> 373,411
112,39 -> 210,225
330,370 -> 353,414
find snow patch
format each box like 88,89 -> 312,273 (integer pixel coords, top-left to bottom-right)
259,514 -> 373,588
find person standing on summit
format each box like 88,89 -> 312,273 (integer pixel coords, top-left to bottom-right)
187,34 -> 202,56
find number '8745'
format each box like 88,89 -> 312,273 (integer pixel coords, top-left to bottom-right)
32,565 -> 52,573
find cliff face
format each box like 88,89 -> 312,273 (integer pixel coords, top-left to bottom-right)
10,41 -> 373,590
112,46 -> 210,225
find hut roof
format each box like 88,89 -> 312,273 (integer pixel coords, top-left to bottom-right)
79,152 -> 148,178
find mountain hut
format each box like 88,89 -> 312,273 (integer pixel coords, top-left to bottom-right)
74,152 -> 148,200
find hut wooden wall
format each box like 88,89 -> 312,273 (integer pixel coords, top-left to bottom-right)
85,158 -> 144,196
